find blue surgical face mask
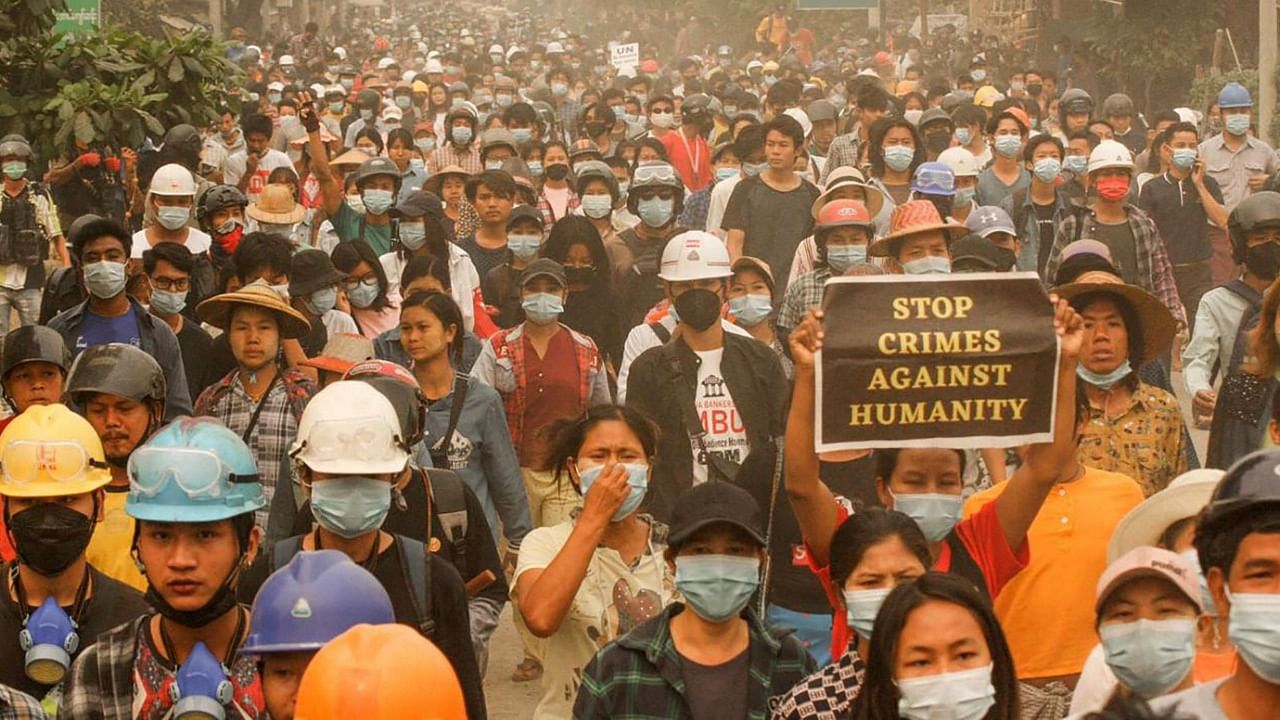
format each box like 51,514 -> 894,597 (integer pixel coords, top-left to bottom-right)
890,490 -> 962,542
311,476 -> 392,539
1033,158 -> 1062,184
521,291 -> 564,325
1063,155 -> 1088,175
743,161 -> 769,177
902,256 -> 952,275
1171,148 -> 1197,171
715,166 -> 738,182
362,188 -> 394,215
994,135 -> 1023,158
507,233 -> 541,261
3,161 -> 28,180
451,126 -> 473,145
728,294 -> 772,327
83,260 -> 127,299
414,137 -> 435,153
347,278 -> 380,309
844,587 -> 891,639
954,127 -> 972,146
395,95 -> 412,109
1099,618 -> 1196,698
346,194 -> 366,215
826,244 -> 867,272
637,196 -> 674,228
1077,360 -> 1132,390
329,100 -> 346,113
359,108 -> 374,121
157,206 -> 191,231
149,288 -> 188,316
581,194 -> 613,219
399,221 -> 427,250
675,555 -> 760,622
896,664 -> 996,720
1226,588 -> 1280,682
526,160 -> 544,177
409,157 -> 426,173
1179,549 -> 1216,614
306,286 -> 338,316
577,462 -> 649,521
954,187 -> 976,206
512,128 -> 532,144
884,145 -> 915,172
1225,113 -> 1251,136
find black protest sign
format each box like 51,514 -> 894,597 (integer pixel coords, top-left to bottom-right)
815,272 -> 1059,451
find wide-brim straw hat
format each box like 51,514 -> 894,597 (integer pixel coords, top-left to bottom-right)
867,199 -> 967,257
196,280 -> 312,339
246,184 -> 306,224
1054,270 -> 1177,366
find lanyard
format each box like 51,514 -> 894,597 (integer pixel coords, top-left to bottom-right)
159,605 -> 246,668
677,131 -> 702,177
10,561 -> 91,627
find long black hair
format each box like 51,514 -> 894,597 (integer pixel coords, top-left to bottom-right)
400,290 -> 464,367
868,117 -> 926,179
545,404 -> 659,492
854,572 -> 1018,720
829,508 -> 932,590
331,240 -> 392,312
542,216 -> 611,297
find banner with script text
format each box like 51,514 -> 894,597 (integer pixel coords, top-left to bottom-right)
815,272 -> 1059,451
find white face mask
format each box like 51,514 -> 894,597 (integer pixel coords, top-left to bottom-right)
896,665 -> 997,720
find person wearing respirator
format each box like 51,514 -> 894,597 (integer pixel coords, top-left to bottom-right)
131,164 -> 214,261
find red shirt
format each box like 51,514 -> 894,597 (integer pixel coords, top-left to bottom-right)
519,329 -> 580,467
660,130 -> 713,192
804,497 -> 1028,660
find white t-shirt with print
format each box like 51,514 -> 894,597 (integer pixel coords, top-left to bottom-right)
130,228 -> 213,259
691,347 -> 750,485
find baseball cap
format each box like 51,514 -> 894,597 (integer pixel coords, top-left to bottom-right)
669,482 -> 766,548
507,205 -> 545,230
1095,546 -> 1202,617
951,234 -> 1013,272
520,258 -> 566,287
731,256 -> 776,295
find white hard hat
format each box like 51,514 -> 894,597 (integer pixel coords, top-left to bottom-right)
290,381 -> 409,475
377,57 -> 396,70
506,46 -> 523,61
149,163 -> 197,197
938,147 -> 980,178
659,231 -> 733,282
401,69 -> 415,82
267,81 -> 285,92
309,83 -> 325,96
1173,106 -> 1201,125
278,54 -> 295,66
1088,139 -> 1134,174
332,46 -> 347,60
783,107 -> 812,138
546,41 -> 565,55
489,44 -> 504,55
425,58 -> 444,74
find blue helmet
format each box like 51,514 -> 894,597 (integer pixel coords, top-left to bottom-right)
242,550 -> 394,655
1218,82 -> 1252,110
125,417 -> 266,523
910,161 -> 956,196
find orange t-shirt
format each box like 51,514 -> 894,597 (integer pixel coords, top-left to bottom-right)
964,466 -> 1144,679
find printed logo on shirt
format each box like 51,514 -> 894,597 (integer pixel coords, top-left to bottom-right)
444,430 -> 474,471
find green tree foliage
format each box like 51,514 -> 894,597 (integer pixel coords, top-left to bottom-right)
1090,0 -> 1219,112
0,0 -> 241,162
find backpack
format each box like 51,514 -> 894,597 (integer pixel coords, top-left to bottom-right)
426,467 -> 470,578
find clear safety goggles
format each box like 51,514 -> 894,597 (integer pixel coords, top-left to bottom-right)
913,167 -> 956,194
128,447 -> 257,499
633,163 -> 678,186
292,417 -> 403,466
0,440 -> 107,486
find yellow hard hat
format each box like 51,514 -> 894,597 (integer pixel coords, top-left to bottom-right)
0,404 -> 111,497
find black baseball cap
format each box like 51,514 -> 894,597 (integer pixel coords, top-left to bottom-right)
520,258 -> 566,287
951,233 -> 1014,272
669,482 -> 766,548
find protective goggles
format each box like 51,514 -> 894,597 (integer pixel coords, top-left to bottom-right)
128,447 -> 258,500
632,163 -> 679,186
0,441 -> 107,486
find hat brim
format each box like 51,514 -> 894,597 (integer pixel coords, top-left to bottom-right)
669,517 -> 767,549
868,221 -> 968,257
246,205 -> 307,224
299,356 -> 357,375
290,268 -> 346,299
811,180 -> 885,219
424,170 -> 470,196
1095,566 -> 1200,615
1055,281 -> 1177,365
1106,479 -> 1219,563
196,292 -> 312,339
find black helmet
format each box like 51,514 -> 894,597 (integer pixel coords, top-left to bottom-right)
1197,450 -> 1280,540
0,135 -> 33,160
1227,191 -> 1280,264
354,157 -> 403,191
1,325 -> 71,378
162,124 -> 202,163
682,93 -> 714,118
357,89 -> 381,109
66,343 -> 166,407
196,184 -> 248,231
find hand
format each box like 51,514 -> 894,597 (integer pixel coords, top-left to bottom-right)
1049,293 -> 1084,359
1249,173 -> 1269,192
244,151 -> 261,172
1192,160 -> 1205,187
297,90 -> 321,133
77,152 -> 101,168
579,463 -> 630,529
120,147 -> 137,168
788,309 -> 824,370
1193,389 -> 1217,417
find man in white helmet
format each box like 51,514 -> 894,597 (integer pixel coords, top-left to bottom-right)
130,164 -> 212,260
1043,139 -> 1186,328
625,231 -> 788,523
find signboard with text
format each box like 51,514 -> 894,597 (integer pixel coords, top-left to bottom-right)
609,42 -> 640,71
53,0 -> 100,33
816,273 -> 1058,452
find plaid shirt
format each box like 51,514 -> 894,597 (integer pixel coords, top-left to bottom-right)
428,142 -> 481,175
470,323 -> 610,451
537,188 -> 580,227
1043,205 -> 1187,328
770,646 -> 866,720
555,99 -> 583,143
678,186 -> 713,231
60,616 -> 262,720
0,686 -> 45,720
820,131 -> 863,184
573,604 -> 816,720
195,368 -> 316,527
778,266 -> 831,338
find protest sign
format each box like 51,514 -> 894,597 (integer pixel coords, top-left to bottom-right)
815,272 -> 1058,451
610,43 -> 640,71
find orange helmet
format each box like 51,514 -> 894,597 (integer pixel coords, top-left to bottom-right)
816,199 -> 875,230
293,624 -> 465,720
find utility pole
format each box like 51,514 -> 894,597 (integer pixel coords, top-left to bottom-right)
209,0 -> 222,36
1261,0 -> 1277,146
